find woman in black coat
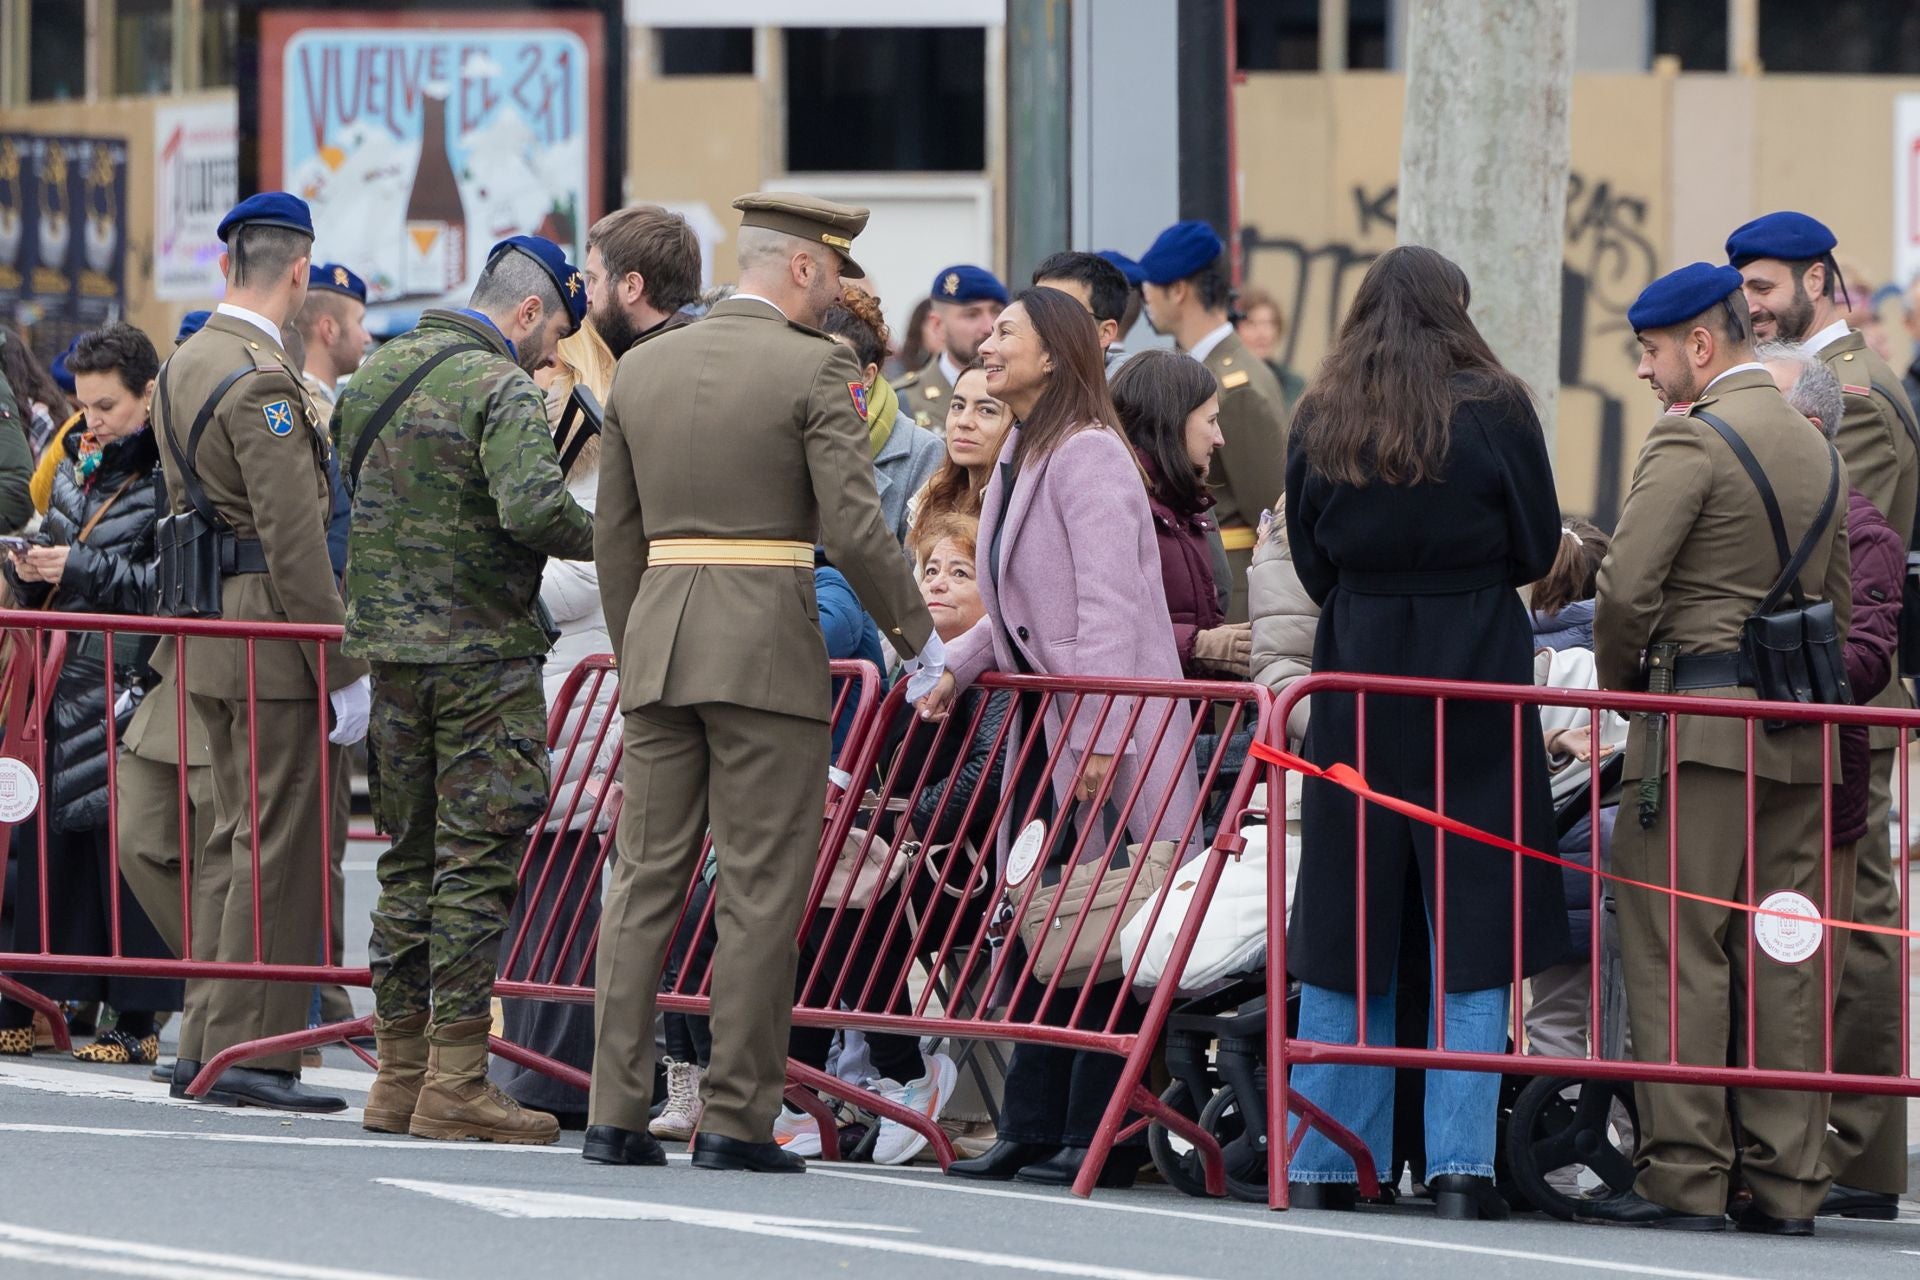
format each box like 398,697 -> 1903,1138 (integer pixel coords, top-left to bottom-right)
0,323 -> 180,1064
1282,246 -> 1567,1220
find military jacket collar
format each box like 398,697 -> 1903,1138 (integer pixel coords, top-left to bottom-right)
1682,364 -> 1777,413
418,308 -> 516,361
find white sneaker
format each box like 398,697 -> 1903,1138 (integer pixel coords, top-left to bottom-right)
871,1053 -> 957,1166
648,1058 -> 704,1141
772,1104 -> 823,1158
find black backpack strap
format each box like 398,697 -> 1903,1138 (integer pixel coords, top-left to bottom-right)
346,342 -> 488,492
155,359 -> 257,530
1696,409 -> 1840,613
554,383 -> 603,476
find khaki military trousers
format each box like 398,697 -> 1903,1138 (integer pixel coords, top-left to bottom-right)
316,750 -> 355,1024
590,700 -> 829,1143
190,694 -> 329,1074
1614,762 -> 1835,1220
114,751 -> 221,1059
1819,746 -> 1907,1194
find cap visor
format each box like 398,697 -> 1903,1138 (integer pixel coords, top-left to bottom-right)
837,251 -> 866,281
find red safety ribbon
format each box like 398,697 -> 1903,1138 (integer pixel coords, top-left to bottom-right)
1249,739 -> 1917,941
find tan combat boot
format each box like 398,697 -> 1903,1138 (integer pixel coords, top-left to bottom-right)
362,1012 -> 430,1134
408,1016 -> 559,1145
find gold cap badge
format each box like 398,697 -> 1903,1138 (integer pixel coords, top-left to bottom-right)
332,266 -> 348,287
943,272 -> 960,297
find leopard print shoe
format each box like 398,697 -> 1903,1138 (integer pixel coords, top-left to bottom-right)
72,1028 -> 160,1065
0,1026 -> 32,1056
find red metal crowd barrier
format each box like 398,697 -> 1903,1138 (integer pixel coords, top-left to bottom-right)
1260,671 -> 1920,1213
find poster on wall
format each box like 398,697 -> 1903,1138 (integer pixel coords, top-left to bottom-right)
1897,95 -> 1920,297
257,10 -> 605,315
0,133 -> 129,343
154,102 -> 240,302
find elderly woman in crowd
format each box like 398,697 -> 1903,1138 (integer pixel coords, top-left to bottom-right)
820,290 -> 943,546
905,361 -> 1009,546
918,287 -> 1200,1189
0,322 -> 180,1063
1282,245 -> 1566,1221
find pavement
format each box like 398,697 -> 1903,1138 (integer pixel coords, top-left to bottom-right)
7,844 -> 1920,1278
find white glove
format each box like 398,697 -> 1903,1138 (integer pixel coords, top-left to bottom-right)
901,630 -> 948,704
328,675 -> 371,746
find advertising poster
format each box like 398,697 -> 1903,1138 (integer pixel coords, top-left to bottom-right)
0,133 -> 129,338
155,101 -> 240,301
258,10 -> 605,310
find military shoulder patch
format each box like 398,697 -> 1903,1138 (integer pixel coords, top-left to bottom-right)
1843,384 -> 1871,397
263,399 -> 295,436
1220,369 -> 1251,390
848,381 -> 868,417
1664,401 -> 1693,416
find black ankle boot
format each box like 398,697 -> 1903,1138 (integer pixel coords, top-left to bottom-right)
947,1140 -> 1056,1181
1288,1181 -> 1359,1211
1013,1145 -> 1139,1189
1430,1174 -> 1510,1222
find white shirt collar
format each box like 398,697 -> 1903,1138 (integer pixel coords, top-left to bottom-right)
1806,318 -> 1852,355
938,352 -> 965,387
215,302 -> 283,349
729,292 -> 786,319
1188,321 -> 1235,364
1703,361 -> 1770,394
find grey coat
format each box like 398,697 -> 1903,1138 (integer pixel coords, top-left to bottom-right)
873,408 -> 945,546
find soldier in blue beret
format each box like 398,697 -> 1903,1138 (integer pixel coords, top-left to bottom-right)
173,310 -> 210,346
1136,219 -> 1288,622
1731,211 -> 1920,1222
1589,259 -> 1852,1233
895,263 -> 1008,428
294,264 -> 372,414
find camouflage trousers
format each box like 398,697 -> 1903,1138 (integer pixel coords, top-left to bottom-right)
367,657 -> 549,1030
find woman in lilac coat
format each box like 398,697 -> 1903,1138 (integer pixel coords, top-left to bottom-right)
917,287 -> 1201,1188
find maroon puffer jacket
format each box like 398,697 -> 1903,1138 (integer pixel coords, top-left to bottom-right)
1138,450 -> 1225,676
1832,488 -> 1903,846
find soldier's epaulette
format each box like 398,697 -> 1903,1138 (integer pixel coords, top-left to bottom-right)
893,367 -> 924,390
1663,400 -> 1695,416
1842,383 -> 1872,397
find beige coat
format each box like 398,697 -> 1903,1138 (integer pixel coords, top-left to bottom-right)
1248,504 -> 1316,745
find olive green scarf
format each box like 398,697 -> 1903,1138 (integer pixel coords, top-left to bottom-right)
866,375 -> 899,458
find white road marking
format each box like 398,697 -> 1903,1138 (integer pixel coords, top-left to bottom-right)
382,1177 -> 1218,1280
0,1122 -> 576,1155
800,1168 -> 1780,1280
0,1221 -> 429,1280
0,1060 -> 366,1123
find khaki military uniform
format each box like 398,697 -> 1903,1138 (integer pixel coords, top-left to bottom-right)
153,311 -> 367,1075
590,295 -> 933,1143
1595,366 -> 1851,1221
1201,330 -> 1289,622
1816,328 -> 1919,1195
893,355 -> 952,431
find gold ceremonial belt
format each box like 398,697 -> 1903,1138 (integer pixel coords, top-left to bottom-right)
649,538 -> 815,568
1218,525 -> 1257,552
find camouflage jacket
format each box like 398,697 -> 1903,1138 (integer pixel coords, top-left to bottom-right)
335,309 -> 593,664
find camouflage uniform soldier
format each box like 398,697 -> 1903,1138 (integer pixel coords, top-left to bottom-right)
336,235 -> 594,1145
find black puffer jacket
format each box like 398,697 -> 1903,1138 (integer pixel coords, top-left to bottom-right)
9,426 -> 163,832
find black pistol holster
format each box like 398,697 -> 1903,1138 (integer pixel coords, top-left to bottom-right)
154,362 -> 265,618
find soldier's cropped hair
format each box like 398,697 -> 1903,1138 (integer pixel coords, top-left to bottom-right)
736,226 -> 825,277
1032,251 -> 1131,327
588,205 -> 700,316
294,288 -> 354,343
1690,288 -> 1751,350
1785,255 -> 1842,302
67,321 -> 159,393
1756,339 -> 1842,438
227,225 -> 313,290
1184,256 -> 1233,313
470,250 -> 566,326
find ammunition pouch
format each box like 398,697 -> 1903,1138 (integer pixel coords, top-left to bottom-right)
152,359 -> 264,619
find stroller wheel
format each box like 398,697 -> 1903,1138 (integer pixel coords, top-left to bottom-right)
1147,1079 -> 1217,1197
1503,1075 -> 1639,1220
1197,1085 -> 1270,1204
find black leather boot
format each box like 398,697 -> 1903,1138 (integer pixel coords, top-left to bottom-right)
582,1125 -> 667,1166
1287,1181 -> 1358,1211
1429,1174 -> 1510,1222
1013,1146 -> 1139,1189
946,1140 -> 1056,1181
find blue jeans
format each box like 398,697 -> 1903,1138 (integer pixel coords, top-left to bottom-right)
1287,977 -> 1509,1184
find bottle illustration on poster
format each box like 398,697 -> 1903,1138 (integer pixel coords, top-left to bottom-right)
401,90 -> 467,298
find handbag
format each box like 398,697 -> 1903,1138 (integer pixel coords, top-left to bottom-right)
1696,411 -> 1849,729
822,824 -> 918,911
1013,822 -> 1179,989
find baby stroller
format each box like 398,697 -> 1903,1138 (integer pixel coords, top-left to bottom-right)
1147,977 -> 1282,1203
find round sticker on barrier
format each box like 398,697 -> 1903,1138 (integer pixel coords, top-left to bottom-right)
0,757 -> 39,823
1007,820 -> 1047,888
1755,890 -> 1822,964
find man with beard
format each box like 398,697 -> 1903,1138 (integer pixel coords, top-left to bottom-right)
334,235 -> 594,1145
1730,211 -> 1918,1222
583,205 -> 702,356
894,264 -> 1007,428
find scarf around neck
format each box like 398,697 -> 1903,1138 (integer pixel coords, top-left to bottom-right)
866,374 -> 899,458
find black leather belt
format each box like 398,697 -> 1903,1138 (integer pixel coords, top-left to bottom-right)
1671,651 -> 1747,691
220,535 -> 268,576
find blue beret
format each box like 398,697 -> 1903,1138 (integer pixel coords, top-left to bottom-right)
49,337 -> 78,395
175,310 -> 211,344
930,264 -> 1009,306
216,192 -> 314,243
1139,221 -> 1225,286
308,262 -> 367,305
1097,250 -> 1146,287
487,235 -> 586,329
1627,262 -> 1746,332
1725,212 -> 1837,268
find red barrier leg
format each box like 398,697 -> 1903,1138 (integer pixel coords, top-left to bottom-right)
1129,1081 -> 1226,1196
781,1077 -> 843,1163
488,1035 -> 590,1095
189,1015 -> 372,1098
0,977 -> 70,1053
1285,1091 -> 1381,1201
785,1057 -> 958,1170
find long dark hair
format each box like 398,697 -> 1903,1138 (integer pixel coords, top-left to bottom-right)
1530,518 -> 1611,616
1293,245 -> 1533,486
1,326 -> 68,422
1007,286 -> 1118,471
1110,349 -> 1215,513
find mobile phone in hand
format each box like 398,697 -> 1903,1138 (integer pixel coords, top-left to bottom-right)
0,536 -> 33,554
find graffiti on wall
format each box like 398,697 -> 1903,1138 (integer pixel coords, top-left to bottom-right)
1241,173 -> 1659,524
